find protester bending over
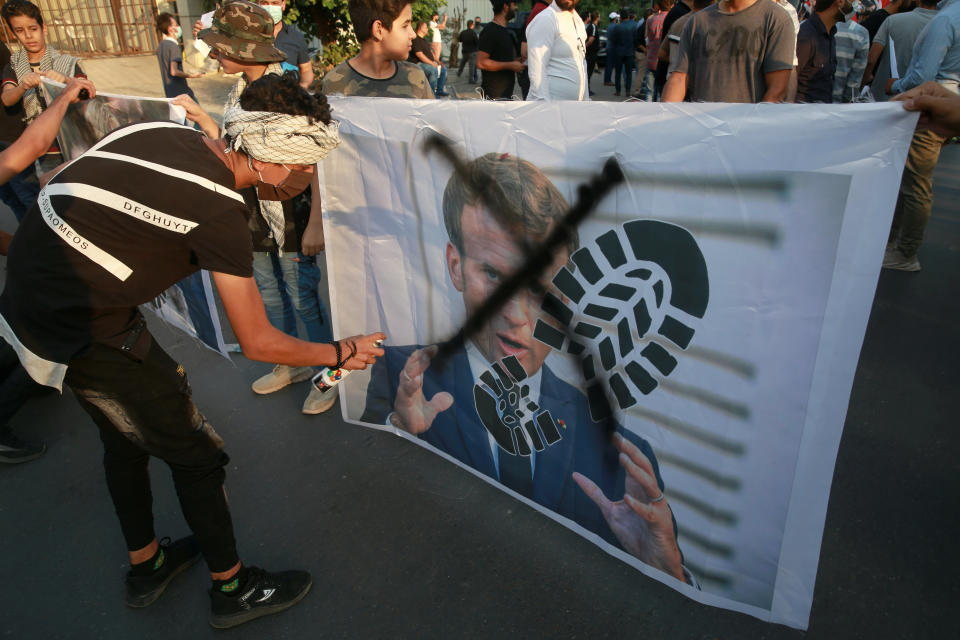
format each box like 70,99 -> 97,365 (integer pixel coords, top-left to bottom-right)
526,0 -> 589,100
323,0 -> 433,97
1,0 -> 89,175
0,71 -> 385,628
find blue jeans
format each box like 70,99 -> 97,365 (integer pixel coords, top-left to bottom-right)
420,62 -> 447,95
0,141 -> 41,221
252,252 -> 333,356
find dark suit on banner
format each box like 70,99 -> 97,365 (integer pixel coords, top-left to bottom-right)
361,342 -> 670,547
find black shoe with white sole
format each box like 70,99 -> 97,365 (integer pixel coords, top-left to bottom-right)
209,566 -> 312,629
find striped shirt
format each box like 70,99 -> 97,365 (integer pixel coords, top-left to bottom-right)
833,20 -> 870,102
0,123 -> 251,389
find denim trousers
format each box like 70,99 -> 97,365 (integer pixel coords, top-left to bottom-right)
0,141 -> 41,221
420,62 -> 447,95
252,251 -> 333,351
890,128 -> 946,258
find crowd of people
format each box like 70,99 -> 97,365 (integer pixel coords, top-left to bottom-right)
1,0 -> 959,631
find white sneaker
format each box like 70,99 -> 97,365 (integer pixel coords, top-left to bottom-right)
302,384 -> 338,415
251,364 -> 314,395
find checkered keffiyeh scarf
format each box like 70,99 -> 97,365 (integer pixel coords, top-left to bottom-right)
222,105 -> 340,250
11,46 -> 78,122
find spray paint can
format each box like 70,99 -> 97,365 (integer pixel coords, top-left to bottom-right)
311,339 -> 383,392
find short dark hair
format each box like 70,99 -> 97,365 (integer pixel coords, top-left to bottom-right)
490,0 -> 509,16
239,72 -> 333,126
156,12 -> 177,37
692,0 -> 714,9
1,0 -> 43,28
814,0 -> 837,11
348,0 -> 410,42
442,153 -> 577,257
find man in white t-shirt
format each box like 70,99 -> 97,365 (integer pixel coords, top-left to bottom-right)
526,0 -> 589,100
430,12 -> 448,63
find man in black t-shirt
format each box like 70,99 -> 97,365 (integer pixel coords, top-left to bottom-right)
478,0 -> 524,99
584,11 -> 601,93
409,21 -> 448,96
458,19 -> 481,82
0,74 -> 385,629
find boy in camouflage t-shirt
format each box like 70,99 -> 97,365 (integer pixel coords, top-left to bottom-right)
322,0 -> 433,98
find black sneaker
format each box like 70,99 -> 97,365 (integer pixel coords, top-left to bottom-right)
125,536 -> 201,608
0,426 -> 45,464
209,566 -> 312,629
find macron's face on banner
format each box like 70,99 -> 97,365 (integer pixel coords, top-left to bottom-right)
445,202 -> 568,376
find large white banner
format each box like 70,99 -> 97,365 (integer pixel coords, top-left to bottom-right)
319,97 -> 916,629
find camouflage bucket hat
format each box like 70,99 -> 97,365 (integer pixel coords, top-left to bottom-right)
199,0 -> 286,63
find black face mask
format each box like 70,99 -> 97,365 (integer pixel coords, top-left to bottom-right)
249,156 -> 313,201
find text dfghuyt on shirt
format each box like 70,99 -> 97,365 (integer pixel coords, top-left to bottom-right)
0,123 -> 252,388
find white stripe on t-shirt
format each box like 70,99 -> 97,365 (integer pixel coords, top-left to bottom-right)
37,188 -> 133,281
44,183 -> 199,234
82,150 -> 245,203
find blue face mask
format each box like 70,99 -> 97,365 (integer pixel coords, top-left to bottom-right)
175,25 -> 182,39
264,5 -> 283,23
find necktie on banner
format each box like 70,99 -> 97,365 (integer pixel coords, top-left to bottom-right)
498,447 -> 533,499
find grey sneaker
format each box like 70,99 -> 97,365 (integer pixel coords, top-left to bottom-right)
302,384 -> 338,415
251,364 -> 314,395
882,248 -> 921,272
